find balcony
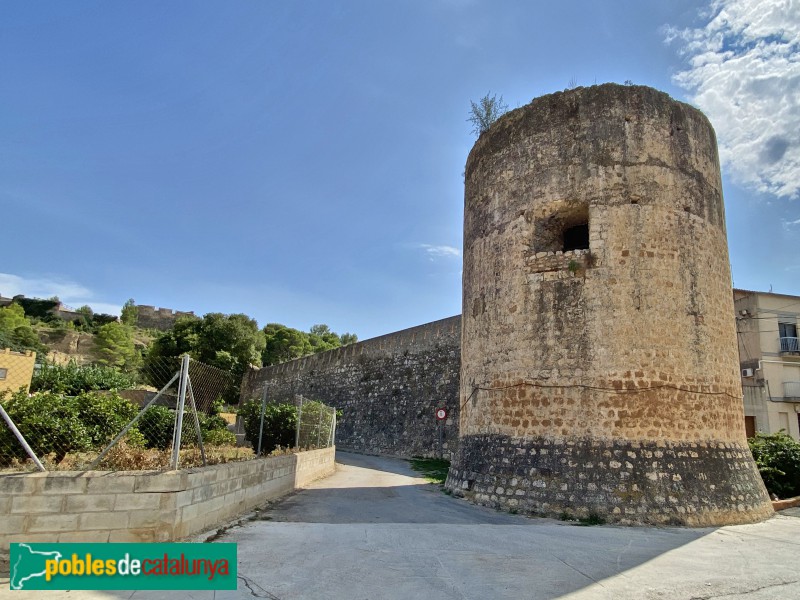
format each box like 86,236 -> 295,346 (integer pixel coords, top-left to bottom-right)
784,381 -> 800,400
780,336 -> 799,353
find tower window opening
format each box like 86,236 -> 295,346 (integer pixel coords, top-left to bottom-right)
563,223 -> 589,252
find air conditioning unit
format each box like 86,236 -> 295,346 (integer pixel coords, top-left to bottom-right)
742,368 -> 754,378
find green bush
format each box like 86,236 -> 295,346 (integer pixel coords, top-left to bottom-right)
0,390 -> 92,464
31,361 -> 136,395
137,405 -> 176,450
203,428 -> 237,446
239,399 -> 297,454
75,391 -> 140,447
749,431 -> 800,499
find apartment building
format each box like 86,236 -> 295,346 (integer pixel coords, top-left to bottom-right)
734,289 -> 800,440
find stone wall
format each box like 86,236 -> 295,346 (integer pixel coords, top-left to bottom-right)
0,447 -> 335,564
241,317 -> 461,459
136,305 -> 196,331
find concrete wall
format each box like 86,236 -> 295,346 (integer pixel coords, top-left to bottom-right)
0,447 -> 334,563
241,317 -> 460,459
0,349 -> 36,394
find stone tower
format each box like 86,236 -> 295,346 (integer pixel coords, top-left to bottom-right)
445,84 -> 773,526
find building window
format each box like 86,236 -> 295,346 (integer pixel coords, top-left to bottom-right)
532,204 -> 590,254
0,368 -> 6,380
563,223 -> 589,252
779,322 -> 798,352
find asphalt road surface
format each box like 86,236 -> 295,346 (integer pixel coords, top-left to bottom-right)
3,451 -> 799,599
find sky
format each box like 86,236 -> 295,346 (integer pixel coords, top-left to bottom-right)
1,1 -> 798,341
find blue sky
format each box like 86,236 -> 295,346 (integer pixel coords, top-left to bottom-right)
2,1 -> 798,340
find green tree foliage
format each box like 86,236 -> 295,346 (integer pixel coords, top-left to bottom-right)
0,303 -> 47,355
239,400 -> 297,454
748,431 -> 800,499
467,92 -> 509,137
137,405 -> 176,449
74,391 -> 139,447
262,324 -> 312,366
0,390 -> 92,464
144,313 -> 264,402
340,333 -> 358,346
308,324 -> 341,353
261,323 -> 357,366
31,361 -> 136,395
121,299 -> 138,326
94,322 -> 140,370
146,313 -> 264,375
11,296 -> 59,320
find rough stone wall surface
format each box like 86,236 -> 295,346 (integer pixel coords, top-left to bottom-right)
136,305 -> 195,331
241,317 -> 461,459
446,84 -> 773,526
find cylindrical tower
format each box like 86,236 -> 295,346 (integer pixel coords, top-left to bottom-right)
445,84 -> 773,526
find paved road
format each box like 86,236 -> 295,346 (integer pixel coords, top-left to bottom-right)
3,451 -> 800,599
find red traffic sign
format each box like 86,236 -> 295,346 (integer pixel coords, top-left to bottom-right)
436,408 -> 448,420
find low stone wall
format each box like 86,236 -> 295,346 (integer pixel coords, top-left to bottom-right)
0,447 -> 334,563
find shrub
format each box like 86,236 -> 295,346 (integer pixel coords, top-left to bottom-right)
74,391 -> 140,447
0,390 -> 92,464
749,431 -> 800,499
31,361 -> 136,395
137,405 -> 176,450
239,399 -> 297,454
203,428 -> 237,446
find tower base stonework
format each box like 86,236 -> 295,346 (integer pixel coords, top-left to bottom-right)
447,436 -> 772,526
446,84 -> 773,526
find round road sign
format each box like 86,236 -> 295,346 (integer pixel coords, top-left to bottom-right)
436,408 -> 448,420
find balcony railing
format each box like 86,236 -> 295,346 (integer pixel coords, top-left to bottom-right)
784,381 -> 800,400
780,336 -> 799,353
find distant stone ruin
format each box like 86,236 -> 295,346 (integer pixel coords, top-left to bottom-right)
135,305 -> 195,331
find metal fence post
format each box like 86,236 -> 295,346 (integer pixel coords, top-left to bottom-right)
186,378 -> 207,467
171,354 -> 191,470
316,404 -> 323,448
257,385 -> 268,456
0,403 -> 46,472
328,408 -> 336,447
295,396 -> 303,449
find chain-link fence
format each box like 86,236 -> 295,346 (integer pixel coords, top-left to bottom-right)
236,392 -> 337,456
0,355 -> 253,472
295,395 -> 336,450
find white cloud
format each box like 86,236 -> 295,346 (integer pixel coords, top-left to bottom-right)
666,0 -> 800,198
416,244 -> 461,260
782,217 -> 800,229
0,273 -> 120,316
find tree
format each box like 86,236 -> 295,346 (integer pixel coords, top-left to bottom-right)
748,431 -> 800,499
121,299 -> 138,326
340,333 -> 358,346
467,92 -> 509,137
94,322 -> 140,370
144,313 -> 265,401
308,323 -> 341,353
262,323 -> 312,366
0,303 -> 47,354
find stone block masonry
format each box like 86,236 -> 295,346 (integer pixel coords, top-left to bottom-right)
446,83 -> 773,525
0,447 -> 334,565
241,317 -> 460,459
